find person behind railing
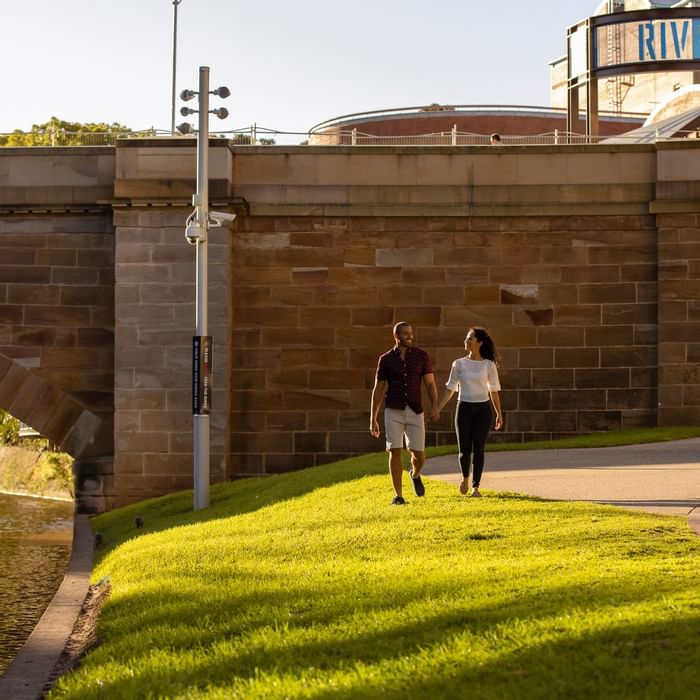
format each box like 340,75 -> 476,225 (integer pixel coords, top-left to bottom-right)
490,133 -> 502,145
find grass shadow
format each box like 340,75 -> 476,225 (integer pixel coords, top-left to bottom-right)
64,573 -> 700,698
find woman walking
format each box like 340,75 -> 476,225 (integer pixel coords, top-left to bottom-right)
438,327 -> 503,497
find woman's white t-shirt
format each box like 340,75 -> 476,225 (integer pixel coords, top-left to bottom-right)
445,357 -> 501,403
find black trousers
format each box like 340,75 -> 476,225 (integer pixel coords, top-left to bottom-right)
455,400 -> 493,487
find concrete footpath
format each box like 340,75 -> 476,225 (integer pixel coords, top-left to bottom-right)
0,514 -> 93,700
422,437 -> 700,535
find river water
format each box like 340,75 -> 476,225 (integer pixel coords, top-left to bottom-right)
0,493 -> 73,675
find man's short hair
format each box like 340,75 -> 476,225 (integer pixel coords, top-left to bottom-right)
393,321 -> 411,336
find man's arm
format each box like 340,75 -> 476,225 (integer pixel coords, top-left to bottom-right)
370,378 -> 388,437
423,373 -> 440,422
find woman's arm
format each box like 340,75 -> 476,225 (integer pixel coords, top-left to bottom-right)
438,388 -> 456,411
490,391 -> 503,430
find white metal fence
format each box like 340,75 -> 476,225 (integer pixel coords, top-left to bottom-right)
1,125 -> 697,147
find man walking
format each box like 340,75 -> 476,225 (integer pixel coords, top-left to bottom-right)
370,322 -> 439,505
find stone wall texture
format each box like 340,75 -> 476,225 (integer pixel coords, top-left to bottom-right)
228,213 -> 660,473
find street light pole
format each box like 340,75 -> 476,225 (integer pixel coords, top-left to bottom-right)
180,68 -> 231,511
193,66 -> 210,510
170,0 -> 182,135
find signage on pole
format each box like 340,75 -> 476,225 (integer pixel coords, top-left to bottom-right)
192,335 -> 212,415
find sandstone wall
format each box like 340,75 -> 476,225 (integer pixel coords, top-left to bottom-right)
226,144 -> 664,476
230,212 -> 659,474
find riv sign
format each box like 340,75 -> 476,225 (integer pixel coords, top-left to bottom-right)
594,18 -> 700,69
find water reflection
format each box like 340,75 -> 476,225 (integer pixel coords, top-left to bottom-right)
0,494 -> 72,675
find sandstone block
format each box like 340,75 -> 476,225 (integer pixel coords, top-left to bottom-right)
532,369 -> 574,389
606,388 -> 655,410
115,431 -> 170,453
555,348 -> 600,368
283,390 -> 351,410
512,308 -> 554,327
538,285 -> 578,304
530,326 -> 584,348
601,346 -> 656,368
519,348 -> 554,368
328,431 -> 378,453
352,307 -> 394,327
265,411 -> 306,431
552,389 -> 606,409
294,432 -> 327,453
519,390 -> 552,410
563,265 -> 620,283
376,248 -> 433,267
498,368 -> 533,389
295,410 -> 337,434
266,369 -> 309,390
309,369 -> 364,390
631,367 -> 658,389
114,453 -> 144,475
532,411 -> 577,432
585,325 -> 634,346
281,349 -> 347,368
658,321 -> 700,343
577,410 -> 622,432
575,367 -> 630,389
230,431 -> 293,453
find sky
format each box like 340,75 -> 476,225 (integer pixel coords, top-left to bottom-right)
1,1 -> 598,137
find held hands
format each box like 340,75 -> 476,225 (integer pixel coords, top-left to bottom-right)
428,407 -> 440,423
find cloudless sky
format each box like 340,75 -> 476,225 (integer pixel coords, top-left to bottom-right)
1,1 -> 596,135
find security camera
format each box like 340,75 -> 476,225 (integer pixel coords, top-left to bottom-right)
185,224 -> 206,243
209,210 -> 237,224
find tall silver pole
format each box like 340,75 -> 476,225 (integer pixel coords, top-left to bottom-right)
193,66 -> 210,510
170,0 -> 182,135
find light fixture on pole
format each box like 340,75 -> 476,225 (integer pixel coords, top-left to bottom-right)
170,0 -> 183,135
180,66 -> 231,510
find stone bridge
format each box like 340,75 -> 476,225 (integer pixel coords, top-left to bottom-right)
1,139 -> 699,511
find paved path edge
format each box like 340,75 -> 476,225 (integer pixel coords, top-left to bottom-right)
0,513 -> 93,700
688,507 -> 700,537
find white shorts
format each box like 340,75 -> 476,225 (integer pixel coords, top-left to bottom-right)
384,407 -> 425,452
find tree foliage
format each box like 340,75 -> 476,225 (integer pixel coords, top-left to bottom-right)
0,116 -> 133,146
0,410 -> 20,445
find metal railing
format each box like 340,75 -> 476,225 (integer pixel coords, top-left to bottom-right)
1,125 -> 698,148
309,128 -> 608,146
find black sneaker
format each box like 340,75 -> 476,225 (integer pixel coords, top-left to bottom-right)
409,470 -> 426,497
391,495 -> 406,506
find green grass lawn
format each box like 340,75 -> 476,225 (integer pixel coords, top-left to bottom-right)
49,433 -> 700,700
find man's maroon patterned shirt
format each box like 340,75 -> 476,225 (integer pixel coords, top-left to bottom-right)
375,346 -> 433,415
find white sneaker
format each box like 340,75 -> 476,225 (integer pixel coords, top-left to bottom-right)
470,487 -> 482,498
